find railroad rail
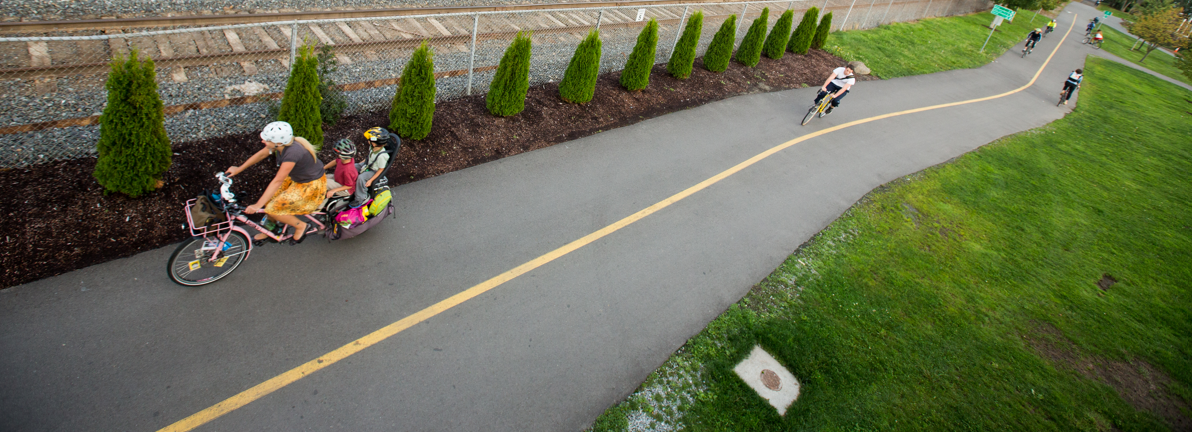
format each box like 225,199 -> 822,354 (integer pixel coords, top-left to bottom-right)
0,0 -> 763,33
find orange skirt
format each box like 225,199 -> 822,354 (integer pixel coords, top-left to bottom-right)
265,175 -> 327,216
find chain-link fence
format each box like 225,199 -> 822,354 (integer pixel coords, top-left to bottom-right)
0,0 -> 992,168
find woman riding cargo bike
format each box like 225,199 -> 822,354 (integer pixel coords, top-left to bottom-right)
167,122 -> 400,286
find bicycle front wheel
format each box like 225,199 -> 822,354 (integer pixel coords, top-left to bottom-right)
167,232 -> 250,286
801,106 -> 817,126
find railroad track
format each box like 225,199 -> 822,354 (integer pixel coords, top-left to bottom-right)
0,0 -> 838,81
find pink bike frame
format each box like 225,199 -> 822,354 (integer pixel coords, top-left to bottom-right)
183,198 -> 327,263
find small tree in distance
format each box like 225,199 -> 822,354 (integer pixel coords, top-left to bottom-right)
389,41 -> 436,140
667,11 -> 704,80
1124,8 -> 1189,62
735,7 -> 770,67
487,32 -> 533,116
811,12 -> 833,50
788,7 -> 820,55
278,44 -> 324,150
703,15 -> 738,72
763,9 -> 795,60
559,30 -> 602,103
93,50 -> 172,197
621,18 -> 660,91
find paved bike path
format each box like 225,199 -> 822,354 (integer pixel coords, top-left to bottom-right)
0,7 -> 1156,431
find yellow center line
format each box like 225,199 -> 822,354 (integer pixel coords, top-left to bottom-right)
160,16 -> 1075,432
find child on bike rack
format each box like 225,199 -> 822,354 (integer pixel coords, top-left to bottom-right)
352,127 -> 397,208
324,139 -> 359,200
813,61 -> 861,116
225,121 -> 326,245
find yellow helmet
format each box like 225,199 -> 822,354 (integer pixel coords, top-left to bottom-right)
363,127 -> 391,143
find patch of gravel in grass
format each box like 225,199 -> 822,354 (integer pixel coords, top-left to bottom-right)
613,354 -> 706,432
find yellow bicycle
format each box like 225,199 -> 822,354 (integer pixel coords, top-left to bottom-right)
802,93 -> 834,126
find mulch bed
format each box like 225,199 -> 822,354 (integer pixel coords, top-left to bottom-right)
0,49 -> 872,289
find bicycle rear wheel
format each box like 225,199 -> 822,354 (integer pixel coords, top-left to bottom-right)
167,232 -> 250,286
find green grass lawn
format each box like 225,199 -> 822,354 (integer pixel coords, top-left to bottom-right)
824,10 -> 1042,78
1095,25 -> 1191,85
591,58 -> 1192,432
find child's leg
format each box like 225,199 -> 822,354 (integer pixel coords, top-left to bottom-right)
352,171 -> 374,207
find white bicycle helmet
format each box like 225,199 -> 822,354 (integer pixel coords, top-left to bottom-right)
260,121 -> 294,145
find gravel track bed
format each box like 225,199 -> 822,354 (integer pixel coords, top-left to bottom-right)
0,18 -> 706,167
0,27 -> 673,167
2,0 -> 589,21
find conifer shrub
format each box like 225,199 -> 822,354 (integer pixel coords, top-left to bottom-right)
277,44 -> 324,150
734,7 -> 770,67
389,41 -> 436,140
313,45 -> 348,126
763,10 -> 795,59
787,7 -> 819,55
559,30 -> 602,103
812,12 -> 833,50
487,32 -> 533,117
620,18 -> 659,91
702,15 -> 737,73
667,11 -> 704,80
93,50 -> 171,198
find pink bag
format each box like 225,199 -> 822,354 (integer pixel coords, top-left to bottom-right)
334,200 -> 372,228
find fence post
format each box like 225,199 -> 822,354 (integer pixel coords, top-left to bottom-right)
922,0 -> 933,18
823,0 -> 831,13
670,6 -> 690,59
596,9 -> 604,29
841,0 -> 859,30
861,0 -> 879,28
736,3 -> 749,41
880,0 -> 895,24
289,21 -> 298,72
467,13 -> 479,96
1030,8 -> 1040,24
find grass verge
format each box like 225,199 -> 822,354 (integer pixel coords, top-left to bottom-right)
824,10 -> 1041,78
1095,25 -> 1191,85
590,58 -> 1192,431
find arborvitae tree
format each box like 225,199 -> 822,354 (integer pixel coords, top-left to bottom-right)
487,32 -> 533,116
559,29 -> 602,103
278,44 -> 324,149
788,7 -> 819,55
735,7 -> 770,67
763,10 -> 795,59
667,10 -> 704,79
703,15 -> 737,72
93,50 -> 171,197
621,18 -> 659,91
389,41 -> 436,140
812,12 -> 833,50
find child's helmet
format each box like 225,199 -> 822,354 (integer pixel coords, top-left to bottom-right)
334,138 -> 355,158
260,121 -> 293,144
363,127 -> 391,143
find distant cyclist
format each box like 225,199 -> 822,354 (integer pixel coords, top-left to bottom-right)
1086,20 -> 1096,35
1045,19 -> 1057,36
1024,28 -> 1043,54
1088,30 -> 1104,47
1060,68 -> 1082,105
813,61 -> 861,116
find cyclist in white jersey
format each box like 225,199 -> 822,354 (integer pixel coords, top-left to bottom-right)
813,61 -> 861,115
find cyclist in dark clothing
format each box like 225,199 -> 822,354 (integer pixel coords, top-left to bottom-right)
1025,28 -> 1043,52
1060,68 -> 1082,105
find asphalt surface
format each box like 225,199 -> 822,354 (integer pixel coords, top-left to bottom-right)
2,4 -> 1177,431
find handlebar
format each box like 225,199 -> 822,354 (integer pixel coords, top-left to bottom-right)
215,172 -> 237,203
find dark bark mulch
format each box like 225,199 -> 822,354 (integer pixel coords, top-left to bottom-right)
0,49 -> 871,289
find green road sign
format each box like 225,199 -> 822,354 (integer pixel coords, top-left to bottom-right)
1103,10 -> 1112,19
992,5 -> 1016,21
